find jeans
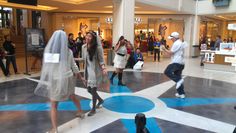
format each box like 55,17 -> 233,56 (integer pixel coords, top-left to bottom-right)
6,55 -> 18,74
164,63 -> 185,95
0,59 -> 8,76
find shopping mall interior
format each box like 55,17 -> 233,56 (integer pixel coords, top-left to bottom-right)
0,0 -> 236,133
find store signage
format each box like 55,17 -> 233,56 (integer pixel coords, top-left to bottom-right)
225,56 -> 236,63
105,17 -> 113,24
228,24 -> 236,30
225,56 -> 236,71
219,43 -> 235,51
105,17 -> 142,24
213,0 -> 230,7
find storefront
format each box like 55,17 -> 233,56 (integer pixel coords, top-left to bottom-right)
199,16 -> 236,48
52,13 -> 187,50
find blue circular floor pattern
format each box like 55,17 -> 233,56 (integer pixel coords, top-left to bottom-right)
103,95 -> 155,114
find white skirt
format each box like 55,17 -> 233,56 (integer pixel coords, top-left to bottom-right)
113,54 -> 127,69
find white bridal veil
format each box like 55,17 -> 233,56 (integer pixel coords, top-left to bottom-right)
35,30 -> 71,100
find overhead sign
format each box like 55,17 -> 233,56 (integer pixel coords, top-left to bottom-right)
228,24 -> 236,30
213,0 -> 230,7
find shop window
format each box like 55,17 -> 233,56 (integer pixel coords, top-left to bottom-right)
0,6 -> 11,28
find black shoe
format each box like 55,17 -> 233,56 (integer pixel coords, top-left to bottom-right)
88,110 -> 96,116
96,100 -> 104,109
110,78 -> 113,85
118,82 -> 126,86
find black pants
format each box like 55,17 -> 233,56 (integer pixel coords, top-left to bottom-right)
164,63 -> 185,95
0,59 -> 8,76
126,52 -> 135,68
154,49 -> 160,61
6,56 -> 18,74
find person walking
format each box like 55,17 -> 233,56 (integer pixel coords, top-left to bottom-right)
82,31 -> 108,116
110,36 -> 127,86
35,30 -> 85,133
0,47 -> 8,77
162,32 -> 186,98
3,35 -> 19,75
76,32 -> 84,58
68,33 -> 80,69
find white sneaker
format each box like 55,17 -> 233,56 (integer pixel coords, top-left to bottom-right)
179,94 -> 185,99
175,93 -> 180,97
175,93 -> 185,99
176,79 -> 184,89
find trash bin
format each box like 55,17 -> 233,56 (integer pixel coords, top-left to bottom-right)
191,45 -> 200,58
107,49 -> 114,65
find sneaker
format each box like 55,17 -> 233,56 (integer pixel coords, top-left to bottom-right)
76,112 -> 85,119
175,93 -> 185,99
175,93 -> 180,97
88,110 -> 96,116
179,94 -> 185,99
176,79 -> 184,89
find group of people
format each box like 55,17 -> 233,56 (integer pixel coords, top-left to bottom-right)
0,35 -> 19,77
201,35 -> 236,51
35,30 -> 108,133
138,31 -> 169,62
34,29 -> 186,133
68,32 -> 85,69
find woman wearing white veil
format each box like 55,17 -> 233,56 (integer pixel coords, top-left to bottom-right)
35,30 -> 85,133
82,31 -> 109,116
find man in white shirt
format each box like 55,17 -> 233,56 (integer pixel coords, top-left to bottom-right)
162,32 -> 186,98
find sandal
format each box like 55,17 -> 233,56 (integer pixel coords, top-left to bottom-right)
76,112 -> 85,119
96,100 -> 104,109
87,110 -> 96,116
46,128 -> 58,133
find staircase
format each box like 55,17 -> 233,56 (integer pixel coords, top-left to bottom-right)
11,35 -> 26,58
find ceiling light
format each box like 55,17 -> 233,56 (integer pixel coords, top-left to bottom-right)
0,0 -> 57,11
104,5 -> 140,9
51,0 -> 98,5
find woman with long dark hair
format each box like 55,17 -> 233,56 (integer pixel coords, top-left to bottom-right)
110,36 -> 127,86
82,31 -> 108,116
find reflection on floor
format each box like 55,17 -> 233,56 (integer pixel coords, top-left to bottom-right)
0,72 -> 236,133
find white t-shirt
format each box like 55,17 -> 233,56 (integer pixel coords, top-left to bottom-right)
171,39 -> 185,64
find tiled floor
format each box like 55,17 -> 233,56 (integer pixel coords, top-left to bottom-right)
0,56 -> 236,133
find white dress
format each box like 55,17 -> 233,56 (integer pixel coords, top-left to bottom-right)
35,51 -> 79,101
113,45 -> 127,69
82,44 -> 106,88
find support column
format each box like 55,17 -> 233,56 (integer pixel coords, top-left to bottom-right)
192,15 -> 201,47
184,15 -> 201,58
112,0 -> 135,46
184,16 -> 192,58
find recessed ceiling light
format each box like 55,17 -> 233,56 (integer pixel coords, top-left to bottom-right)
104,5 -> 140,9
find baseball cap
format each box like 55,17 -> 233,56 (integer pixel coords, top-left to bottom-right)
168,32 -> 179,40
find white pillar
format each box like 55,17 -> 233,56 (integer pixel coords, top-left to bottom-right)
184,16 -> 192,57
184,15 -> 201,58
192,15 -> 201,47
22,9 -> 28,28
112,0 -> 135,46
